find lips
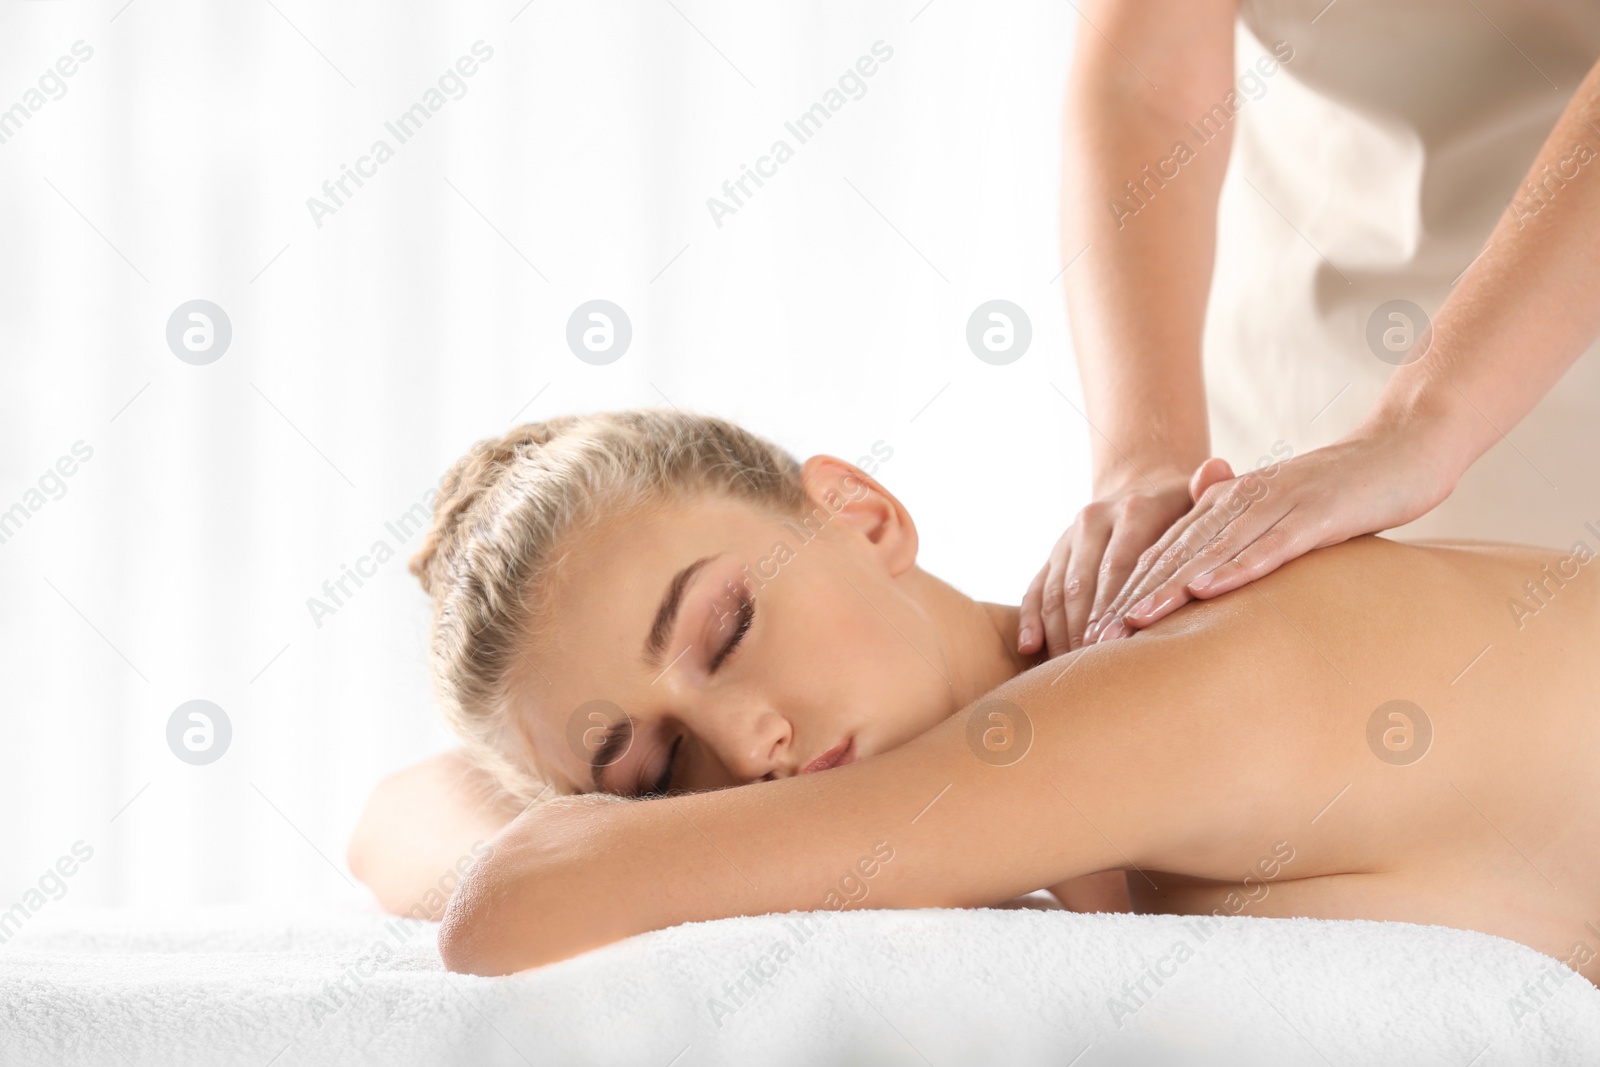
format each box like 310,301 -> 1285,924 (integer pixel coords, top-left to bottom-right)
799,736 -> 856,775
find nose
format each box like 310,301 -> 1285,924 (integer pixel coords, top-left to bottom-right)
700,706 -> 792,783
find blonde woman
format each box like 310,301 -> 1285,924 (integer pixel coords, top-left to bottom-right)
348,409 -> 1600,986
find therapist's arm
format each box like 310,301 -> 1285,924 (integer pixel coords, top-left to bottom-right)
1096,56 -> 1600,638
1020,0 -> 1237,656
1373,59 -> 1600,484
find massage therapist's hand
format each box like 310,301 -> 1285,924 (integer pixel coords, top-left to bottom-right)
1018,469 -> 1195,657
1086,427 -> 1460,643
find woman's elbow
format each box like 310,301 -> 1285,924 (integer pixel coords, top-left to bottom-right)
439,793 -> 646,975
436,910 -> 492,976
437,865 -> 512,975
436,853 -> 634,976
436,857 -> 558,977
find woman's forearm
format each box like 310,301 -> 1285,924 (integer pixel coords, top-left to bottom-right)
1061,0 -> 1236,491
439,651 -> 1154,975
437,621 -> 1324,976
1367,56 -> 1600,479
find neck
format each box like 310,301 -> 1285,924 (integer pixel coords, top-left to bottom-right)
902,566 -> 1049,710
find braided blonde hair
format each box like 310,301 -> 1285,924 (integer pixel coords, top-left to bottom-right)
409,407 -> 809,803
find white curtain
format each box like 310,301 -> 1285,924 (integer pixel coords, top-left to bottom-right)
0,0 -> 1082,909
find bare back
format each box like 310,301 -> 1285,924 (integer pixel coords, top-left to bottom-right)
1116,536 -> 1600,982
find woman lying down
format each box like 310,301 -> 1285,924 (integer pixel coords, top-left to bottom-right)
346,408 -> 1600,983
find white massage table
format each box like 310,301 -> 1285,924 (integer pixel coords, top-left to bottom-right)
3,901 -> 1597,1066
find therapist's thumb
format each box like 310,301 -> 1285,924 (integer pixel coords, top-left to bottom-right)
1188,457 -> 1236,504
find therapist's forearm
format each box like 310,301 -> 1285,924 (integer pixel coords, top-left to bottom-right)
1368,56 -> 1600,477
1061,3 -> 1234,493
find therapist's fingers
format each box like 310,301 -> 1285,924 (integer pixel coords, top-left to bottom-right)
1083,460 -> 1234,644
1059,508 -> 1116,652
1019,521 -> 1085,658
1189,457 -> 1235,504
1094,477 -> 1260,638
1017,556 -> 1056,656
1087,494 -> 1215,641
1083,503 -> 1172,641
1184,510 -> 1317,599
1083,544 -> 1155,645
1120,494 -> 1291,631
1094,517 -> 1217,639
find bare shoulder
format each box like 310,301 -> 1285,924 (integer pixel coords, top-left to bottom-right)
1264,534 -> 1577,592
1353,536 -> 1593,631
1146,534 -> 1590,653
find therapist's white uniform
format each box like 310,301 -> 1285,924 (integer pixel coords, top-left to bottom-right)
1203,0 -> 1600,549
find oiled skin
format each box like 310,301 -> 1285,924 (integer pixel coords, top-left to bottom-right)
441,536 -> 1600,980
1121,537 -> 1600,979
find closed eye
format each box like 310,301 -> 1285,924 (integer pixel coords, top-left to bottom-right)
637,594 -> 752,798
642,733 -> 683,798
709,592 -> 754,674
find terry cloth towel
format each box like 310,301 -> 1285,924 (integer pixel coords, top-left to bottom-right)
2,903 -> 1598,1066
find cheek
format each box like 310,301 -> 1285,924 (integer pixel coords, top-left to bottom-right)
795,585 -> 954,738
791,582 -> 898,664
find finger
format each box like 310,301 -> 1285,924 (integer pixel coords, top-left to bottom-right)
1085,538 -> 1165,645
1061,512 -> 1115,652
1123,494 -> 1286,630
1085,508 -> 1166,638
1081,537 -> 1158,646
1186,510 -> 1310,599
1097,535 -> 1204,639
1095,479 -> 1254,640
1036,531 -> 1077,659
1017,559 -> 1050,653
1189,457 -> 1234,503
1090,499 -> 1216,640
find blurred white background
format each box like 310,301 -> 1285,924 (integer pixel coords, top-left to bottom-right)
0,0 -> 1089,908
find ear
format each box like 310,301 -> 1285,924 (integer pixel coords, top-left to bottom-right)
797,454 -> 919,577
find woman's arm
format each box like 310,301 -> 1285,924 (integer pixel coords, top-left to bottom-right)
1020,0 -> 1236,655
347,748 -> 525,919
439,618 -> 1322,975
1373,54 -> 1600,476
1090,56 -> 1600,638
1061,0 -> 1233,490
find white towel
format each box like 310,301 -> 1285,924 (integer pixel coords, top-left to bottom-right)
2,902 -> 1597,1066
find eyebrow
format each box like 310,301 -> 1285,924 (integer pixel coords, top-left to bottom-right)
642,552 -> 722,673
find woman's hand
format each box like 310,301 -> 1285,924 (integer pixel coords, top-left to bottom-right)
1085,425 -> 1459,642
1018,469 -> 1196,657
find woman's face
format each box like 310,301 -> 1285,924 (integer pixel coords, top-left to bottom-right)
516,454 -> 972,798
